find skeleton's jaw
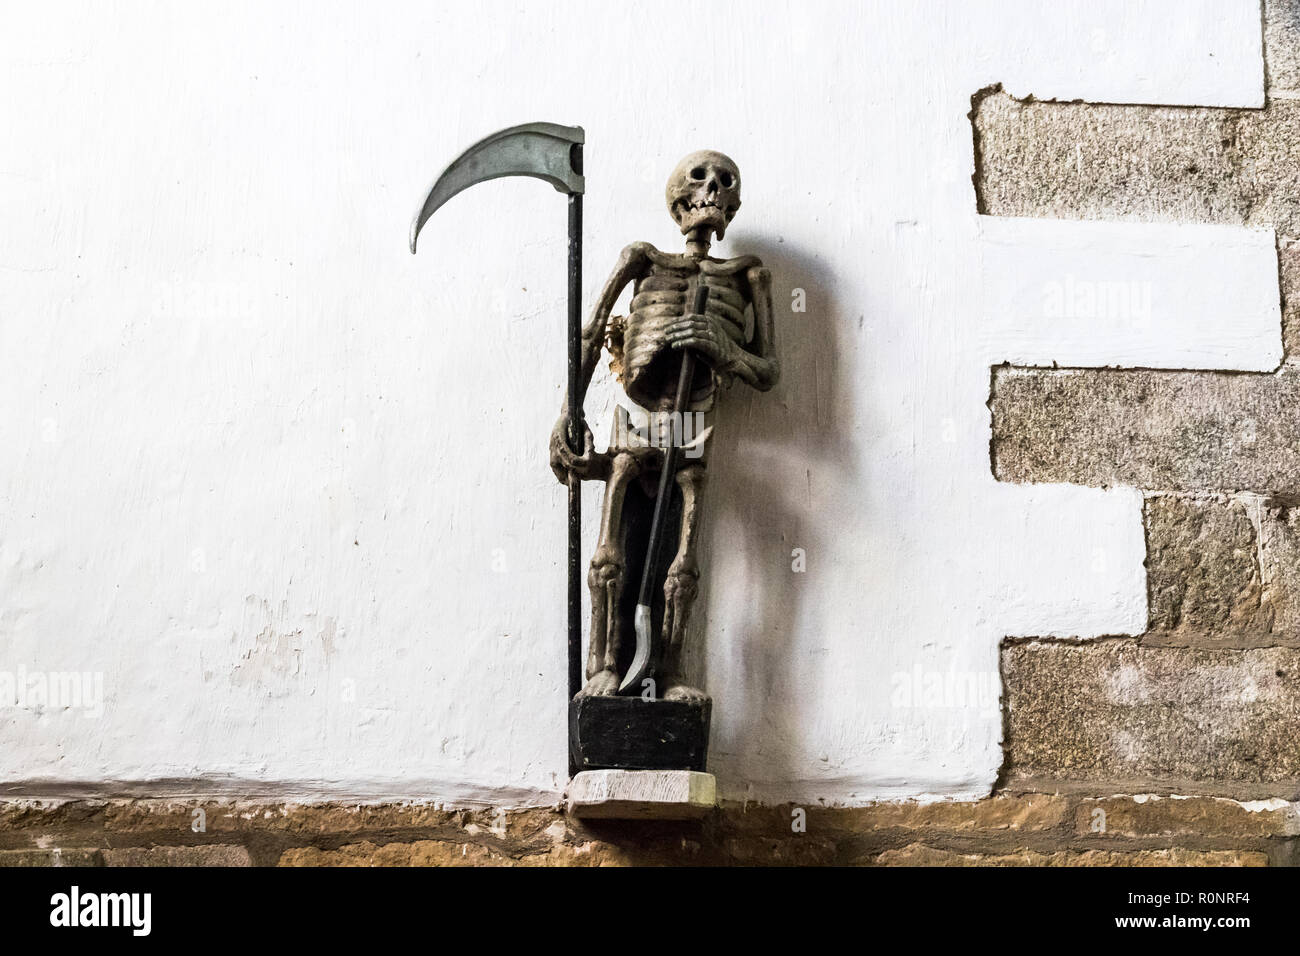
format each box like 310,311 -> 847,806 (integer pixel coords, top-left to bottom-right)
671,199 -> 729,243
674,206 -> 721,258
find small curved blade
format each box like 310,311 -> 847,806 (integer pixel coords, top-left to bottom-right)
619,604 -> 654,694
410,122 -> 584,253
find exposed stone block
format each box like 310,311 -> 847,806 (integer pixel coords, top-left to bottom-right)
279,840 -> 517,867
1075,796 -> 1300,839
873,843 -> 1267,867
973,90 -> 1251,226
991,366 -> 1300,494
1261,498 -> 1300,637
974,81 -> 1300,228
815,792 -> 1071,833
0,848 -> 103,866
1267,0 -> 1300,97
1278,237 -> 1300,361
1002,638 -> 1300,793
102,845 -> 251,866
1143,495 -> 1262,639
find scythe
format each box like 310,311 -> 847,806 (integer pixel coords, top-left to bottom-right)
410,122 -> 585,773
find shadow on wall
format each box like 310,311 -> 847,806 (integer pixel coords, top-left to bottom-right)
690,235 -> 866,789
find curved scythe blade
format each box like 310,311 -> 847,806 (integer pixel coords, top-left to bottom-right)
409,122 -> 584,253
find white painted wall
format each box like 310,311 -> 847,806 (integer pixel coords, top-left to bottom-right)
0,0 -> 1273,804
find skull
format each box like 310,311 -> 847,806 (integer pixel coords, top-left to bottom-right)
665,150 -> 741,241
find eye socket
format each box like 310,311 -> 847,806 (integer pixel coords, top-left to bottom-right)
719,171 -> 734,188
690,167 -> 706,180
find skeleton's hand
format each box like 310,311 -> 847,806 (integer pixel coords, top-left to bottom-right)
549,414 -> 609,484
666,312 -> 738,368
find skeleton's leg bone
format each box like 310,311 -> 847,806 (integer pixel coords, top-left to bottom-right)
579,449 -> 641,697
661,462 -> 708,701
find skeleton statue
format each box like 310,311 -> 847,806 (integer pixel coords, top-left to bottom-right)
549,150 -> 779,701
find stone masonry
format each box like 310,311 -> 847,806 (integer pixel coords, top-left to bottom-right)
0,795 -> 1288,867
982,0 -> 1300,802
6,6 -> 1300,869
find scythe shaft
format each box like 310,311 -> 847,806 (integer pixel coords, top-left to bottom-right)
565,166 -> 583,713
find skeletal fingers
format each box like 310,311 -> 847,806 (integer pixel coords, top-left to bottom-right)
666,313 -> 733,364
549,415 -> 607,483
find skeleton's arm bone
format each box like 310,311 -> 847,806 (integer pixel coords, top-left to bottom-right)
728,265 -> 780,391
560,241 -> 650,416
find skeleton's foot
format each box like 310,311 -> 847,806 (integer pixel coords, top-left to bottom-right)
578,668 -> 621,697
660,676 -> 707,702
661,558 -> 699,653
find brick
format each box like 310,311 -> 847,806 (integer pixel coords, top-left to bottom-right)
715,836 -> 838,867
813,793 -> 1071,833
973,90 -> 1251,227
973,86 -> 1300,230
279,840 -> 516,867
0,799 -> 555,844
1002,638 -> 1300,790
991,367 -> 1300,494
1261,499 -> 1300,634
1237,102 -> 1300,236
103,845 -> 251,867
1144,495 -> 1262,638
1076,796 -> 1300,839
1268,0 -> 1300,96
0,848 -> 103,866
1278,237 -> 1300,361
873,843 -> 1267,867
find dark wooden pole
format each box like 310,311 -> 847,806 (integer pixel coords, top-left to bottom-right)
566,145 -> 583,774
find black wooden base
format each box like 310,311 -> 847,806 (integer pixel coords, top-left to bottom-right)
569,695 -> 711,773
